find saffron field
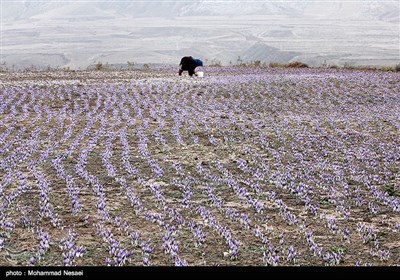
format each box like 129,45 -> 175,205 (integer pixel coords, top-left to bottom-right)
0,67 -> 399,266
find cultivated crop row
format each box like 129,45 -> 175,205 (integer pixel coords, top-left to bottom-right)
0,67 -> 399,265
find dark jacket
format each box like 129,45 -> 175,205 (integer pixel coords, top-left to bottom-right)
179,56 -> 203,76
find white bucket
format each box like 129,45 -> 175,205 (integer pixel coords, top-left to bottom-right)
196,71 -> 204,77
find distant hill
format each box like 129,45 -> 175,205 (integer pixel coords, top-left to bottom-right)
3,0 -> 398,21
2,0 -> 399,69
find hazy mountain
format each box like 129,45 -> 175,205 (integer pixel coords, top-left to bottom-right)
3,0 -> 397,20
2,0 -> 399,69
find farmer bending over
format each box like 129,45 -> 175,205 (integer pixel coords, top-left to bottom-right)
178,56 -> 203,77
